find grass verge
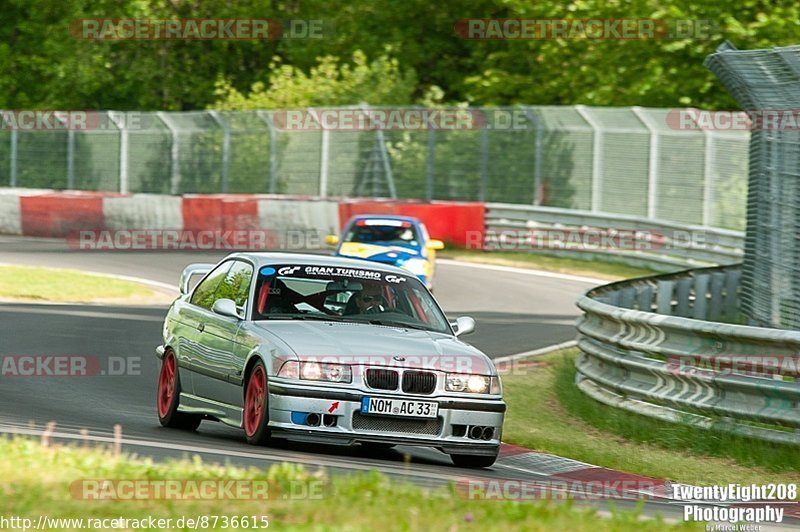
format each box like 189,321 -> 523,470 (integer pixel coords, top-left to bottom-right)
440,249 -> 659,281
0,437 -> 687,531
501,349 -> 800,486
0,265 -> 169,304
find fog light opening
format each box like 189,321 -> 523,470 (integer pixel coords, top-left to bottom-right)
306,413 -> 321,426
481,427 -> 494,440
322,414 -> 337,427
469,425 -> 484,439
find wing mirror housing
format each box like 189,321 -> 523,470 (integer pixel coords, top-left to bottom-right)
427,239 -> 445,250
325,234 -> 340,246
212,298 -> 241,319
179,263 -> 215,295
452,316 -> 476,337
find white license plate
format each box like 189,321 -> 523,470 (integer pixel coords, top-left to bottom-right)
361,396 -> 438,418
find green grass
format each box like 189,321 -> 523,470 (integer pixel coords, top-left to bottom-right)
440,249 -> 659,280
0,437 -> 688,531
501,350 -> 800,487
0,265 -> 163,303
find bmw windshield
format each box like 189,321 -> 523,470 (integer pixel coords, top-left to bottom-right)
252,264 -> 450,334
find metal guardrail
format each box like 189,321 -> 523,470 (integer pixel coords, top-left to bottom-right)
575,264 -> 800,445
485,203 -> 744,271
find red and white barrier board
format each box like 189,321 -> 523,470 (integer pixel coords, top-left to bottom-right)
0,190 -> 485,250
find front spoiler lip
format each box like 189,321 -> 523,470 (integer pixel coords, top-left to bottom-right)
267,427 -> 500,456
268,383 -> 506,413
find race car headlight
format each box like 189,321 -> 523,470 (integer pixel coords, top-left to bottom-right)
278,361 -> 352,383
445,374 -> 501,395
401,258 -> 428,275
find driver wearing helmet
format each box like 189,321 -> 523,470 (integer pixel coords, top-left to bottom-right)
346,282 -> 389,315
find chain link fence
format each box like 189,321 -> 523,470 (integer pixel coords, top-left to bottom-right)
706,42 -> 800,329
0,105 -> 749,231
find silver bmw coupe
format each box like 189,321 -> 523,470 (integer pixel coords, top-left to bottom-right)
156,252 -> 505,467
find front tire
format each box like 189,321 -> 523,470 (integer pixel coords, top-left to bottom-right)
243,361 -> 271,445
157,350 -> 202,431
450,452 -> 498,468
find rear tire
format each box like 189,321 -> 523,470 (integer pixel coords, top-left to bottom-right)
450,452 -> 498,468
157,350 -> 202,431
243,360 -> 271,445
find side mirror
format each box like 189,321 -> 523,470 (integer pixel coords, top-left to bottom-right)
212,298 -> 241,319
427,239 -> 445,250
325,234 -> 340,246
452,316 -> 476,337
179,263 -> 215,295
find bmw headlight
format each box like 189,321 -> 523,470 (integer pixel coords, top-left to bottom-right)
278,361 -> 352,383
445,373 -> 501,395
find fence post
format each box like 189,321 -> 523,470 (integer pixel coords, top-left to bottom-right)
575,105 -> 602,212
523,107 -> 544,205
306,108 -> 329,197
208,111 -> 231,193
702,128 -> 716,227
632,106 -> 659,219
425,127 -> 435,201
9,118 -> 18,187
479,123 -> 489,201
109,112 -> 130,194
256,111 -> 278,193
66,129 -> 75,190
156,112 -> 181,195
359,104 -> 397,199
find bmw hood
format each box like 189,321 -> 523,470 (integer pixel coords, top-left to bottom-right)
253,320 -> 495,375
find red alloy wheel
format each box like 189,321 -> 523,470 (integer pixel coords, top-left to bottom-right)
157,353 -> 176,418
244,365 -> 267,437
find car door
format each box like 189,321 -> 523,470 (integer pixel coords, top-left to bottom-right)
192,260 -> 254,405
174,261 -> 233,395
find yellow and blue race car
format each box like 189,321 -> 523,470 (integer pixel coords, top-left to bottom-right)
326,215 -> 444,289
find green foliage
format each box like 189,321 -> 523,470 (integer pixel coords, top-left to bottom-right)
2,0 -> 799,110
213,51 -> 417,109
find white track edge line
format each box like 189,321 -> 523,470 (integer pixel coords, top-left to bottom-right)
438,258 -> 605,284
494,340 -> 579,364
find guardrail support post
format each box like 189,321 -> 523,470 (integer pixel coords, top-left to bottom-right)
109,112 -> 130,194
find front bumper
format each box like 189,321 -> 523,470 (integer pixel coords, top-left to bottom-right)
266,381 -> 504,456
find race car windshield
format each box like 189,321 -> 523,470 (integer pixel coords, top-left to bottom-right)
345,221 -> 419,247
252,265 -> 450,334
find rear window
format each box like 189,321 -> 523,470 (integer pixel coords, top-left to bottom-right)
344,220 -> 419,247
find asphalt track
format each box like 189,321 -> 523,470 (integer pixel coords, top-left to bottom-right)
0,236 -> 771,522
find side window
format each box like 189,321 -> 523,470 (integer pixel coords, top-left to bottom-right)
190,262 -> 232,310
216,261 -> 254,310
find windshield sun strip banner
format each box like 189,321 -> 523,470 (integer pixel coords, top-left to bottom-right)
260,265 -> 410,285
